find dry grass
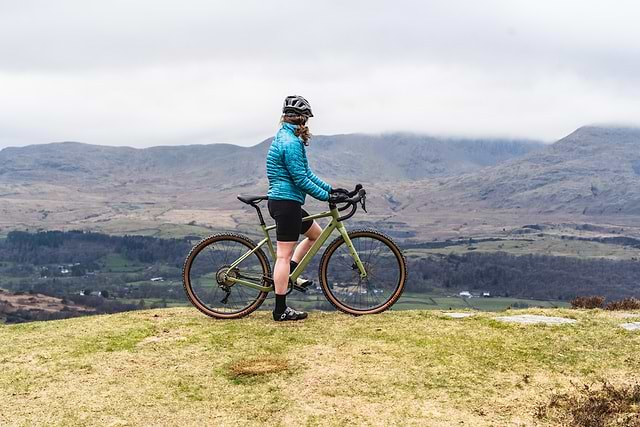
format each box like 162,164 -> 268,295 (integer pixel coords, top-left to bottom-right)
536,381 -> 640,426
1,307 -> 640,426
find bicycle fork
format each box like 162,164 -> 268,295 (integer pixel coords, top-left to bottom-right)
336,222 -> 368,279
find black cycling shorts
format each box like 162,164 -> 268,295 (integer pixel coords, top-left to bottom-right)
267,199 -> 313,242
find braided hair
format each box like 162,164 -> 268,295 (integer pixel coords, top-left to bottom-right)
281,114 -> 311,145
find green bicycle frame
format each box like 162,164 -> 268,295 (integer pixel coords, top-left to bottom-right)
225,206 -> 367,292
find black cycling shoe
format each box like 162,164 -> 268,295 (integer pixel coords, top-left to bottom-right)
273,306 -> 308,321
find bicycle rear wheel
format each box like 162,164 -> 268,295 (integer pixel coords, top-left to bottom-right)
318,229 -> 407,315
182,233 -> 271,319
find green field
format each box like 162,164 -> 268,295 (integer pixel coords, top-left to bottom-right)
405,235 -> 640,260
393,292 -> 568,311
239,291 -> 570,314
99,253 -> 146,273
1,307 -> 639,426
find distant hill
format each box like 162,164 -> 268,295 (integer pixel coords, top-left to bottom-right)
305,133 -> 542,181
414,126 -> 640,215
0,134 -> 542,186
0,141 -> 269,188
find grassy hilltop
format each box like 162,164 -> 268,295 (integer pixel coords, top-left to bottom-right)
1,308 -> 639,426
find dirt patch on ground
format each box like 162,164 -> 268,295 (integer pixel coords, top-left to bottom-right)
229,357 -> 289,377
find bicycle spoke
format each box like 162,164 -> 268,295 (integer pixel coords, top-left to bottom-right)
322,232 -> 405,313
185,235 -> 269,317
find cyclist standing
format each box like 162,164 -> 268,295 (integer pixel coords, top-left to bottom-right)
266,95 -> 346,321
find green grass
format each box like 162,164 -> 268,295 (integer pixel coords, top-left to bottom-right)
394,292 -> 568,311
99,253 -> 145,273
0,275 -> 28,287
1,307 -> 639,426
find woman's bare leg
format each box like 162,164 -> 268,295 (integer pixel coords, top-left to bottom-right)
274,241 -> 296,295
292,221 -> 322,264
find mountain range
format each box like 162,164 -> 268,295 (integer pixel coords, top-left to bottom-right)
0,126 -> 638,241
0,134 -> 542,185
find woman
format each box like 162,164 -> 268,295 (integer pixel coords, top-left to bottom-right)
266,95 -> 346,321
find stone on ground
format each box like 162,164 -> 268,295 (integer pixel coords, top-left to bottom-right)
443,312 -> 475,318
620,322 -> 640,331
495,314 -> 577,325
615,313 -> 640,319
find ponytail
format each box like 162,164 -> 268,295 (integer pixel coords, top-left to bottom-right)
281,114 -> 312,145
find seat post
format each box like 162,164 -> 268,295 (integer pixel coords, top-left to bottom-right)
237,194 -> 268,226
251,203 -> 266,226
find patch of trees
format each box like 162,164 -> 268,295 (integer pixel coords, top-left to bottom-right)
407,252 -> 640,300
1,230 -> 191,267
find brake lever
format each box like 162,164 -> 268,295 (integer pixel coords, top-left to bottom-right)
347,184 -> 363,198
360,194 -> 367,213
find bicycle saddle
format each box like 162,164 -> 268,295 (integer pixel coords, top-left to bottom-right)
237,194 -> 268,205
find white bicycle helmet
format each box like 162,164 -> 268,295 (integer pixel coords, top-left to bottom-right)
283,95 -> 314,117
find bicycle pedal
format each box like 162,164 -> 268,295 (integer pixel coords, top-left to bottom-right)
289,277 -> 312,293
292,284 -> 308,293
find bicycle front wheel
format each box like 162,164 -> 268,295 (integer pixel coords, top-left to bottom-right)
182,233 -> 271,319
318,229 -> 407,315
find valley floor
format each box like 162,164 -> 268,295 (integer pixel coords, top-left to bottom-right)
1,308 -> 639,426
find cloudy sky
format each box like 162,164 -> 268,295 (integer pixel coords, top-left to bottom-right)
1,0 -> 639,148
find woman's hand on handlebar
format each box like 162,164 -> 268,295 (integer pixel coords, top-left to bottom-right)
330,187 -> 349,195
329,192 -> 349,204
331,185 -> 363,198
330,184 -> 367,220
328,184 -> 365,205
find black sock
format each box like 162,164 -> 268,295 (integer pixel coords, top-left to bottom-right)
275,293 -> 287,314
290,260 -> 298,274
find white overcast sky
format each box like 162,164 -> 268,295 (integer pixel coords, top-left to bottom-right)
1,0 -> 639,148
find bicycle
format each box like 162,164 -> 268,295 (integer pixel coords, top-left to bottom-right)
182,184 -> 407,319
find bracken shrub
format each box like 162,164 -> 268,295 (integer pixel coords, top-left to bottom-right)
605,297 -> 640,311
570,296 -> 605,309
535,381 -> 640,427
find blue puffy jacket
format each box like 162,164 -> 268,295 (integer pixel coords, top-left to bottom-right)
266,123 -> 332,204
